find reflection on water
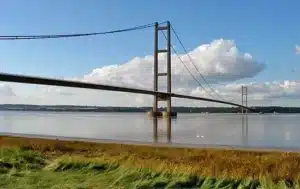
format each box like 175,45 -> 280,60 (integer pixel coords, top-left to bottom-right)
152,116 -> 173,143
241,115 -> 248,146
1,111 -> 300,149
152,116 -> 165,143
152,115 -> 249,146
151,117 -> 172,143
152,117 -> 158,142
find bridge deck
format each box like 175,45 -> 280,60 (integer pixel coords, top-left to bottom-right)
0,73 -> 254,111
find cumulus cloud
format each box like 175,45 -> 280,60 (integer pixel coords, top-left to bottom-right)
0,83 -> 15,96
166,80 -> 300,106
208,80 -> 300,104
296,45 -> 300,54
43,86 -> 75,96
81,39 -> 265,91
4,38 -> 289,107
6,79 -> 300,107
160,80 -> 300,106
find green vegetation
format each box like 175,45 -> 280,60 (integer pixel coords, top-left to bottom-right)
1,136 -> 300,188
0,147 -> 297,189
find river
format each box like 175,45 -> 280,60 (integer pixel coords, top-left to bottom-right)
0,111 -> 300,150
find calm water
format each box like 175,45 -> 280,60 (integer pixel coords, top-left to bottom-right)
1,111 -> 300,149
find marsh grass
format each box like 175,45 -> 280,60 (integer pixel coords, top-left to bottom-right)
0,136 -> 300,188
0,147 -> 46,174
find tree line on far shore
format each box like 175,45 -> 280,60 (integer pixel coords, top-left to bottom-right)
1,104 -> 300,113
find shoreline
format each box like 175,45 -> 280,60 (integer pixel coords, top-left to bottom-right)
2,104 -> 300,114
2,109 -> 300,114
1,132 -> 300,153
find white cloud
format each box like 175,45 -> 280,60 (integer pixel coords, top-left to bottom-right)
205,80 -> 300,105
296,45 -> 300,54
43,86 -> 75,96
80,39 -> 265,91
0,83 -> 15,97
4,80 -> 300,107
10,38 -> 300,107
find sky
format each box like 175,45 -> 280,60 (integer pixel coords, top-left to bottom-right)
1,0 -> 300,107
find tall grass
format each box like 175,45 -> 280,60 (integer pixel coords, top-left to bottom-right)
1,136 -> 300,188
0,147 -> 46,173
0,147 -> 299,188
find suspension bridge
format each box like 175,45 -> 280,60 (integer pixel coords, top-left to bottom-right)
0,21 -> 256,116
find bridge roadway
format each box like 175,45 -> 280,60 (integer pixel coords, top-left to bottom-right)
0,73 -> 255,112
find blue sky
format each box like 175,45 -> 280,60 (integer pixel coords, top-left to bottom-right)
1,0 -> 299,80
1,0 -> 300,106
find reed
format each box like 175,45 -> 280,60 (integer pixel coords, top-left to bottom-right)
0,147 -> 296,189
0,135 -> 300,188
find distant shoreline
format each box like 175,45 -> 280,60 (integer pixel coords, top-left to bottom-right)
2,104 -> 300,113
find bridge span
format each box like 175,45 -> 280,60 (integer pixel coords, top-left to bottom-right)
0,21 -> 255,116
0,73 -> 255,112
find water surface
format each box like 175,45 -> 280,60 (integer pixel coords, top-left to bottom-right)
0,111 -> 299,149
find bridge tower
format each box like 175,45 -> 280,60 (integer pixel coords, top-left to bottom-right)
148,21 -> 177,117
241,86 -> 248,114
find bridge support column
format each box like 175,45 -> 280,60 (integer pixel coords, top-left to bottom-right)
147,21 -> 177,118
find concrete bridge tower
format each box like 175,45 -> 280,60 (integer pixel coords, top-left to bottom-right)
148,21 -> 177,118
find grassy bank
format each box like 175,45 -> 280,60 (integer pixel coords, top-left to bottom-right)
0,136 -> 300,188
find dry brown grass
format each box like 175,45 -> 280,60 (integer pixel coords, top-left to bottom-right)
0,135 -> 299,182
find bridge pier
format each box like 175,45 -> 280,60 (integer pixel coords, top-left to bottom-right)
162,111 -> 177,118
147,111 -> 177,118
147,111 -> 163,117
147,21 -> 177,118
